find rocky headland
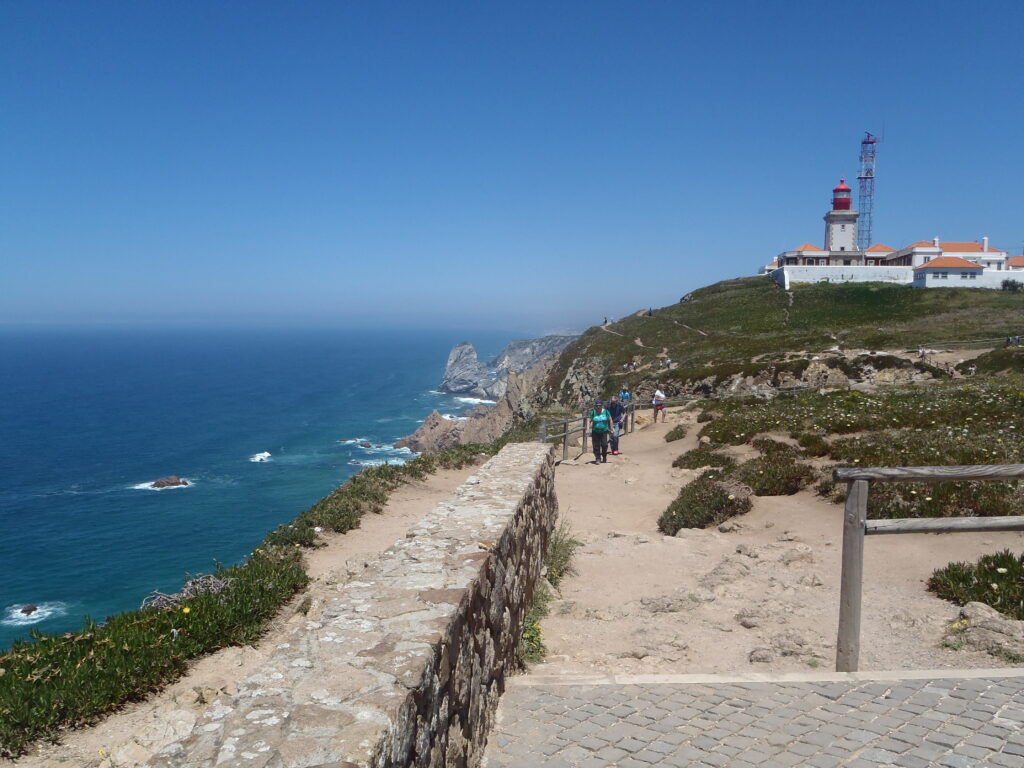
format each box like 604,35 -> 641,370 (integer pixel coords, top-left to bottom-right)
438,335 -> 575,400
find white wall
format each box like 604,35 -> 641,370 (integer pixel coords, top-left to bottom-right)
772,265 -> 912,289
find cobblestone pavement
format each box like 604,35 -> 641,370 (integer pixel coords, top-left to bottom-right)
483,672 -> 1024,767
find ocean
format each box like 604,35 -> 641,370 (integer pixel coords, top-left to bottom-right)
0,327 -> 520,650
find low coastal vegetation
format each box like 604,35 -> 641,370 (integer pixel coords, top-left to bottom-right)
660,379 -> 1024,630
0,421 -> 543,758
659,474 -> 753,534
928,550 -> 1024,621
549,277 -> 1024,403
663,424 -> 688,442
518,520 -> 581,664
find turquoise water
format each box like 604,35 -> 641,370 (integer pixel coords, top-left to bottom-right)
0,327 -> 519,650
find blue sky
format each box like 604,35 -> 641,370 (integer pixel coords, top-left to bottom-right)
2,1 -> 1022,332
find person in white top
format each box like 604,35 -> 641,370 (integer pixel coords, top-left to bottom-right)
652,386 -> 667,423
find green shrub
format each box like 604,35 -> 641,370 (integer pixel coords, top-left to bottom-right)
928,550 -> 1024,620
658,478 -> 752,535
733,454 -> 816,496
696,411 -> 715,423
518,581 -> 551,665
672,445 -> 736,470
796,433 -> 830,457
752,437 -> 802,457
545,521 -> 581,590
664,424 -> 688,442
518,520 -> 580,665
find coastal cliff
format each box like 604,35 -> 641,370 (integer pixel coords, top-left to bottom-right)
438,335 -> 576,400
397,358 -> 553,453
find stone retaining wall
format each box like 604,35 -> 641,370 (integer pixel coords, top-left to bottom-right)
145,442 -> 556,768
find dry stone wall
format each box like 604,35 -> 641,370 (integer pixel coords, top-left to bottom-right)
144,443 -> 556,768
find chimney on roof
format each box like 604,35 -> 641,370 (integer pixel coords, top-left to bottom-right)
932,237 -> 940,248
983,236 -> 989,252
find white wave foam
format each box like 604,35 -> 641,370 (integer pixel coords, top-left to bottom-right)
455,397 -> 496,405
356,443 -> 414,455
2,602 -> 68,627
131,478 -> 194,491
441,413 -> 468,421
348,457 -> 410,467
249,452 -> 272,463
337,437 -> 367,445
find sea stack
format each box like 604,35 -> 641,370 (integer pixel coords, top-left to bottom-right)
152,475 -> 188,489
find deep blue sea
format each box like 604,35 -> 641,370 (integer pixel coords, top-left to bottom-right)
0,327 -> 520,650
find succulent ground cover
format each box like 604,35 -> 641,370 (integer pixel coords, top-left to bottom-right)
697,380 -> 1024,521
658,473 -> 753,535
929,550 -> 1024,621
0,423 -> 542,758
663,424 -> 688,442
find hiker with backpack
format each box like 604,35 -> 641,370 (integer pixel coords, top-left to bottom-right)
589,400 -> 613,464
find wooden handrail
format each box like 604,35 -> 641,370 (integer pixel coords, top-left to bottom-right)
835,463 -> 1024,673
835,464 -> 1024,482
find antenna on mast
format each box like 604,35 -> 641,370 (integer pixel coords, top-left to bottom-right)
856,132 -> 879,251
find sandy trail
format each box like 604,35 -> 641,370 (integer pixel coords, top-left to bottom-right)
537,407 -> 1024,677
16,466 -> 476,768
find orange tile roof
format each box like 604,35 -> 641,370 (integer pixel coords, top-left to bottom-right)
793,243 -> 823,251
941,241 -> 1006,254
913,256 -> 984,270
866,244 -> 895,252
907,241 -> 939,248
1008,255 -> 1024,267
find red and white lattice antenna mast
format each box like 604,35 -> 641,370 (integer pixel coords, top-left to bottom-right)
856,132 -> 879,251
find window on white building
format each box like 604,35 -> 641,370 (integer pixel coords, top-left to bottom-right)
969,273 -> 977,279
961,273 -> 969,279
939,273 -> 948,279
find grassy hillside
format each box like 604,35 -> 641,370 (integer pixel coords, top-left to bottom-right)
550,277 -> 1024,400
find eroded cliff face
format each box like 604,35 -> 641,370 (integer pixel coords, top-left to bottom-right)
491,336 -> 577,375
438,336 -> 578,401
397,359 -> 553,453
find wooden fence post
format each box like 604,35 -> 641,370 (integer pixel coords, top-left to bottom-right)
562,421 -> 569,460
537,419 -> 546,443
836,478 -> 869,672
581,410 -> 588,454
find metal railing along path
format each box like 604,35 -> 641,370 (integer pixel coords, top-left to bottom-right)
832,463 -> 1024,673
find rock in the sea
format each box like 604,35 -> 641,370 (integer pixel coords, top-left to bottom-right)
152,475 -> 188,489
439,342 -> 504,399
20,604 -> 38,616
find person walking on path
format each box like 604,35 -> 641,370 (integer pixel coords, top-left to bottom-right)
652,385 -> 667,423
607,395 -> 627,455
589,400 -> 613,463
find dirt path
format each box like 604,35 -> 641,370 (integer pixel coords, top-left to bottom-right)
16,466 -> 476,768
537,407 -> 1024,677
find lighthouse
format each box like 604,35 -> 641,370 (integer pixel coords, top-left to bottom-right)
824,178 -> 859,252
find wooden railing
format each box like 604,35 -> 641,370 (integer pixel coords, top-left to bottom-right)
832,463 -> 1024,672
536,397 -> 692,460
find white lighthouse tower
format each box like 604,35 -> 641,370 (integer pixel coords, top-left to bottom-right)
824,178 -> 859,253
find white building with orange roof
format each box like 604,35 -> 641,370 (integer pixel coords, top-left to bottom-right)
765,179 -> 1014,289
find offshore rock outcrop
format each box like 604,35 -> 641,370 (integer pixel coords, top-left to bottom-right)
438,336 -> 577,400
439,342 -> 503,399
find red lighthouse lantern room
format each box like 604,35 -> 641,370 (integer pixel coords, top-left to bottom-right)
832,178 -> 852,210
